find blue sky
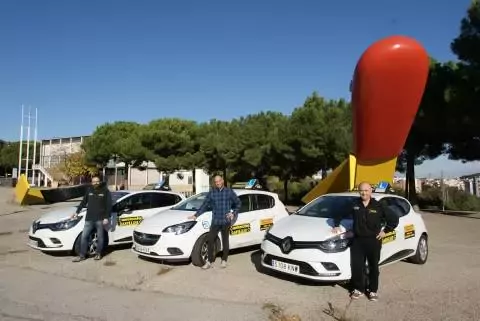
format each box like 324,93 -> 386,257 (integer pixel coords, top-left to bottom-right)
1,0 -> 478,178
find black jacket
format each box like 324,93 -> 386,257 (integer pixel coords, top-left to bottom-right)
334,197 -> 399,238
76,183 -> 112,221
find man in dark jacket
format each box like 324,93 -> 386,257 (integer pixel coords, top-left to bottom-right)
71,176 -> 112,262
332,182 -> 399,301
188,175 -> 241,269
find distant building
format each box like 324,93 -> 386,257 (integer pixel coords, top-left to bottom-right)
460,173 -> 480,197
35,135 -> 210,194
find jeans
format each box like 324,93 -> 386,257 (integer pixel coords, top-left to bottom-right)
79,220 -> 105,257
350,237 -> 382,293
207,224 -> 230,262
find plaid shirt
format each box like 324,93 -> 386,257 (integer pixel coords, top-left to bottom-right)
195,187 -> 241,226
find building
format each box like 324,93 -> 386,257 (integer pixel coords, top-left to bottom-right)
460,173 -> 480,197
34,135 -> 211,194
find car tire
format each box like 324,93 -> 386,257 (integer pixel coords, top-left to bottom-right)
408,234 -> 428,265
191,233 -> 220,267
73,229 -> 109,257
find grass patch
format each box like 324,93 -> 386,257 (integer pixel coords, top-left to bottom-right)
262,303 -> 301,321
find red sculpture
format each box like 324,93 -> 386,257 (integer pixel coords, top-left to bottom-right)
352,35 -> 430,162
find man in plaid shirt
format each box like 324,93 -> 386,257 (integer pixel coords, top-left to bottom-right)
188,175 -> 241,269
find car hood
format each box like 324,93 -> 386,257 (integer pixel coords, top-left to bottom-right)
268,214 -> 353,242
36,206 -> 86,224
136,209 -> 203,232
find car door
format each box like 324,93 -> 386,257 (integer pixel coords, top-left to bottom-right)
253,193 -> 277,240
111,193 -> 155,242
378,197 -> 409,264
390,197 -> 418,251
228,194 -> 258,248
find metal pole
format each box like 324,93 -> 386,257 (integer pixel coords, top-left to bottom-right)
18,105 -> 24,176
32,107 -> 38,186
25,107 -> 31,183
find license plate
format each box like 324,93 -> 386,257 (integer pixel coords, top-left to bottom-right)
135,245 -> 150,254
28,239 -> 38,247
271,259 -> 299,273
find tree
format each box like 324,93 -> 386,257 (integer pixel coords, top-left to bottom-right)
448,0 -> 480,162
56,151 -> 98,184
396,61 -> 453,204
140,118 -> 198,185
83,121 -> 147,188
288,92 -> 351,179
0,141 -> 40,176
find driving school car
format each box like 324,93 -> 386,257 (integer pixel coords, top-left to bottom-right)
131,189 -> 290,266
27,190 -> 185,256
260,192 -> 428,281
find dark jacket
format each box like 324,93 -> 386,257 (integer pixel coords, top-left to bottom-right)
76,183 -> 112,222
334,197 -> 399,238
194,187 -> 241,226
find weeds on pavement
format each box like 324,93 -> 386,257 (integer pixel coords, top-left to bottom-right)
262,302 -> 301,321
323,300 -> 357,321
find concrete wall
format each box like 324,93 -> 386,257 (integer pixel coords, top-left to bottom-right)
40,136 -> 86,168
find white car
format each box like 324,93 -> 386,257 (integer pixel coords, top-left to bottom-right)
131,189 -> 290,266
27,190 -> 185,256
260,192 -> 428,282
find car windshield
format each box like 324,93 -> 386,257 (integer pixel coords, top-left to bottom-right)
296,195 -> 358,219
171,192 -> 210,211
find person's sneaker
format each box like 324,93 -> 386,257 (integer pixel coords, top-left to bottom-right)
220,260 -> 227,268
201,261 -> 212,269
72,256 -> 86,263
368,292 -> 379,301
94,254 -> 102,261
350,290 -> 364,300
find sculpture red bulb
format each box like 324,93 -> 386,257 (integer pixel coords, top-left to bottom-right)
352,35 -> 430,161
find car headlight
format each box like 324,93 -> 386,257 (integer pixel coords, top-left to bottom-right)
162,221 -> 197,235
318,231 -> 354,253
50,216 -> 83,231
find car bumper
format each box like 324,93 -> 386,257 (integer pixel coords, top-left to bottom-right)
131,231 -> 194,261
27,226 -> 77,252
260,239 -> 352,281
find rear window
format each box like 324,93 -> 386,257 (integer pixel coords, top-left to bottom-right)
296,195 -> 357,219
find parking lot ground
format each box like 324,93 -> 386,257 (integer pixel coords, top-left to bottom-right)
1,187 -> 480,321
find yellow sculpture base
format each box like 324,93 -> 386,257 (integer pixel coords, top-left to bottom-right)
301,154 -> 397,204
14,174 -> 46,205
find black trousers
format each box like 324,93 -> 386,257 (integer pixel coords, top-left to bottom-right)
207,224 -> 230,262
350,237 -> 382,293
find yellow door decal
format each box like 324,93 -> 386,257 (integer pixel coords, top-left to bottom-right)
382,231 -> 396,244
230,223 -> 251,235
260,218 -> 273,231
117,216 -> 144,226
404,224 -> 415,239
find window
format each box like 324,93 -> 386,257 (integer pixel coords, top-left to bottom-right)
188,176 -> 193,185
254,194 -> 275,210
151,193 -> 181,208
238,195 -> 252,213
296,195 -> 357,219
380,197 -> 410,218
171,192 -> 211,212
120,193 -> 151,212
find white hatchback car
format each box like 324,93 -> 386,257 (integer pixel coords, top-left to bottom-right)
260,192 -> 428,282
131,189 -> 290,266
28,190 -> 185,256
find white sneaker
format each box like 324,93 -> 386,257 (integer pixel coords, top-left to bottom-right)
220,260 -> 227,268
201,261 -> 212,269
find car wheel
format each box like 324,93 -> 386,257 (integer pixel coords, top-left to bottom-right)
408,234 -> 428,264
73,230 -> 109,257
191,234 -> 219,267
